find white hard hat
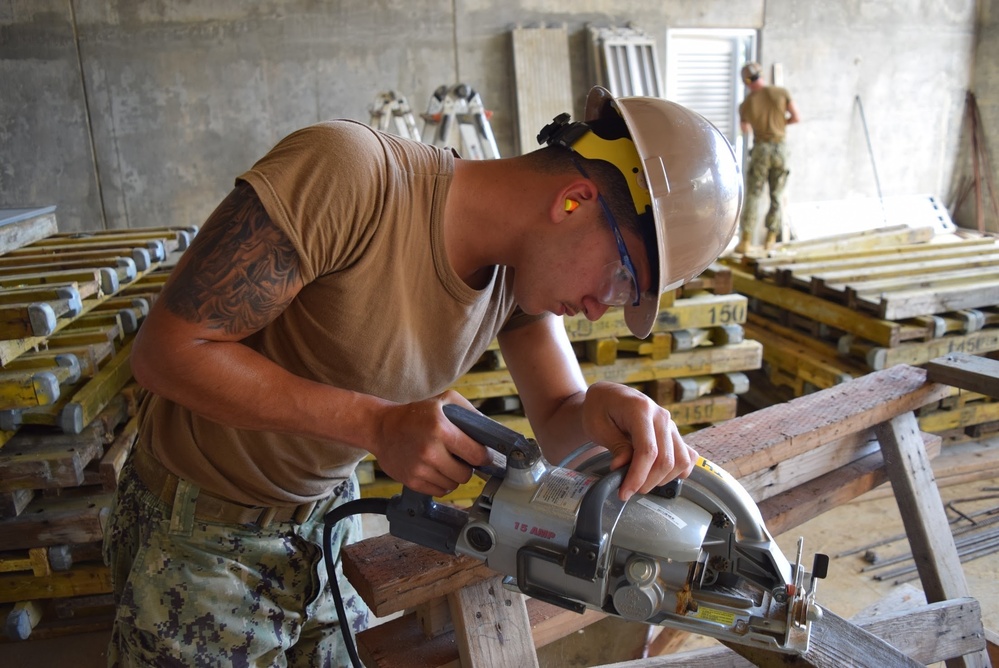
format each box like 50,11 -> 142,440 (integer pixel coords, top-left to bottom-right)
539,86 -> 743,338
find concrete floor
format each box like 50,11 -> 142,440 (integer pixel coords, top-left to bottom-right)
4,475 -> 997,667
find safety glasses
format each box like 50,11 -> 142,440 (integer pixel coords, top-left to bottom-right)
570,157 -> 642,307
594,192 -> 641,307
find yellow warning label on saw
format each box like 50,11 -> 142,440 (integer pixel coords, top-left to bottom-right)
695,606 -> 737,626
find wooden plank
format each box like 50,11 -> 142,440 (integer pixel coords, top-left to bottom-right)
925,352 -> 999,397
21,237 -> 174,262
0,422 -> 106,491
732,268 -> 904,347
986,628 -> 999,667
454,341 -> 761,400
0,295 -> 83,341
871,279 -> 999,320
0,487 -> 34,518
788,241 -> 999,279
746,320 -> 857,391
751,237 -> 997,277
0,284 -> 85,309
757,226 -> 937,265
0,247 -> 154,273
759,432 -> 941,537
486,394 -> 737,435
0,492 -> 112,551
0,564 -> 112,603
686,365 -> 949,480
876,413 -> 974,603
0,208 -> 59,255
8,339 -> 133,434
0,267 -> 111,294
740,429 -> 877,502
0,354 -> 79,402
0,294 -> 106,367
726,607 -> 925,667
610,598 -> 985,667
875,411 -> 989,668
14,340 -> 115,379
811,251 -> 999,293
41,229 -> 187,248
357,598 -> 603,668
529,601 -> 604,648
584,341 -> 760,382
341,532 -> 496,618
764,225 -> 935,256
0,368 -> 63,410
448,575 -> 539,667
851,266 -> 999,298
356,611 -> 461,668
0,257 -> 136,286
861,328 -> 999,370
0,553 -> 34,574
661,394 -> 737,427
917,396 -> 999,434
98,414 -> 139,492
562,293 -> 748,341
43,323 -> 122,348
46,224 -> 196,239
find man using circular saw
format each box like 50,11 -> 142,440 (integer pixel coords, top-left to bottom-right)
105,85 -> 742,666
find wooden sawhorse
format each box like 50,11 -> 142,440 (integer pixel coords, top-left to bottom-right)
343,364 -> 993,667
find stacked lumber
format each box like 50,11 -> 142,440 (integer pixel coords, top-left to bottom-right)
721,224 -> 999,444
0,207 -> 194,642
360,265 -> 762,500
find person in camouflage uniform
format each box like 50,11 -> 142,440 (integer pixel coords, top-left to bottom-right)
737,62 -> 801,253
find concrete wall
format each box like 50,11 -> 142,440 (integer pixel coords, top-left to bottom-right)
953,0 -> 999,232
0,0 -> 986,233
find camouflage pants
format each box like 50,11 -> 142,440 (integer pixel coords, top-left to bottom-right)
103,455 -> 369,668
740,140 -> 790,239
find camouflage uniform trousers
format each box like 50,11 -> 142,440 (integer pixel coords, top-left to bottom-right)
103,455 -> 369,668
740,140 -> 790,239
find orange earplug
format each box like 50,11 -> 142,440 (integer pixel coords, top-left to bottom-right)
564,199 -> 580,212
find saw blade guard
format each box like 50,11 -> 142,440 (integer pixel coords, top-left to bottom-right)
682,457 -> 794,589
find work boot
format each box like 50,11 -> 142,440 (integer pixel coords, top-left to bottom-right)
734,234 -> 759,255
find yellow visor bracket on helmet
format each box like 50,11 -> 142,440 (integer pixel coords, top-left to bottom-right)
569,131 -> 653,217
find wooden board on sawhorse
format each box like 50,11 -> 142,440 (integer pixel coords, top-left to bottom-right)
342,365 -> 991,667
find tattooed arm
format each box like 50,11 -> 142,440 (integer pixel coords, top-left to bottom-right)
131,182 -> 489,496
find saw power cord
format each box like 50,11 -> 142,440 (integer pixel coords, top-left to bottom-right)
322,496 -> 390,668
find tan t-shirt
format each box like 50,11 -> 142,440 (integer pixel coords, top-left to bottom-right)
739,86 -> 793,143
140,120 -> 540,506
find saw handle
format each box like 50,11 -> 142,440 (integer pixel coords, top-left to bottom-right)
442,404 -> 542,469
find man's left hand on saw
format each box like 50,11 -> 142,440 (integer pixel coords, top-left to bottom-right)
581,381 -> 697,502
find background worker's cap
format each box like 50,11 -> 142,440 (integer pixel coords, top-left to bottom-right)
540,86 -> 742,338
741,62 -> 763,84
